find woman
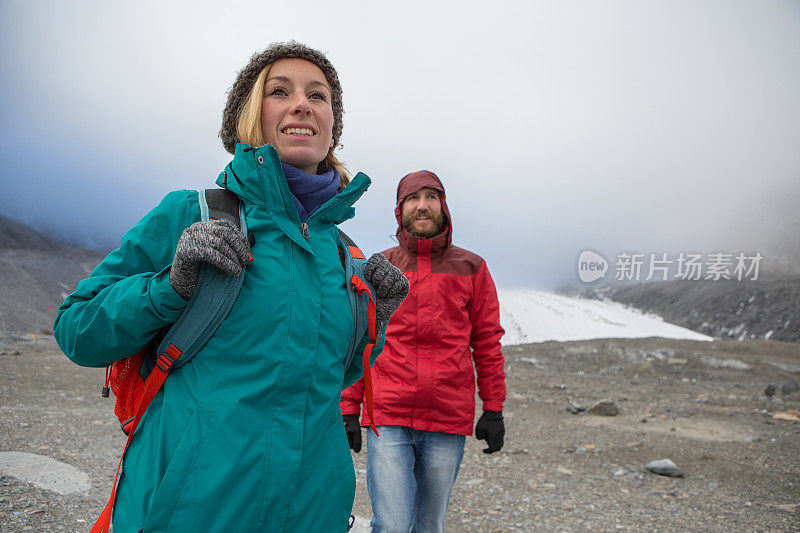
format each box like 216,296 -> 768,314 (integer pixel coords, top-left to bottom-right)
54,41 -> 408,532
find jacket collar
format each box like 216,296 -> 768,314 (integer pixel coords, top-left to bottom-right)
216,143 -> 370,226
215,143 -> 371,253
398,226 -> 450,256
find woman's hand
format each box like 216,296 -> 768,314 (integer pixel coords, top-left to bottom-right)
169,220 -> 252,301
364,253 -> 410,328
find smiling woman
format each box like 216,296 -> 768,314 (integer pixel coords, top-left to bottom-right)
258,59 -> 335,174
225,44 -> 348,184
53,41 -> 410,533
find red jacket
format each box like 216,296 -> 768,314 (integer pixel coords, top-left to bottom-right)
341,171 -> 505,435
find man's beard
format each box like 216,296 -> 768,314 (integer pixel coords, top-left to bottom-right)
402,211 -> 444,238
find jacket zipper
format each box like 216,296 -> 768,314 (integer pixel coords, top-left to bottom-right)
300,222 -> 309,239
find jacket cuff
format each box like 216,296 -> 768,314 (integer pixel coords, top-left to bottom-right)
340,403 -> 361,417
482,401 -> 504,412
150,266 -> 189,320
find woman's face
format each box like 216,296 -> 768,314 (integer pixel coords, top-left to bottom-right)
260,58 -> 334,174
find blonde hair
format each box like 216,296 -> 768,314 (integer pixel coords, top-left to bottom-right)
236,64 -> 350,185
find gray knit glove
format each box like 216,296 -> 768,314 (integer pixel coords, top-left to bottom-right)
363,253 -> 410,328
169,220 -> 252,301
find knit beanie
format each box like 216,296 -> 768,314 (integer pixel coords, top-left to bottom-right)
219,41 -> 343,155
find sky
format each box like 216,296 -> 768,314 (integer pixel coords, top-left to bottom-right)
1,1 -> 798,289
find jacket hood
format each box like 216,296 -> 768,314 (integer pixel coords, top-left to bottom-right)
394,170 -> 452,253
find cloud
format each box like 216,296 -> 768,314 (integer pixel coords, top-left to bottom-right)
2,1 -> 799,287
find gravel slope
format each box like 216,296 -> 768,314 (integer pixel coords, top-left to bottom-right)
2,336 -> 798,532
0,214 -> 104,335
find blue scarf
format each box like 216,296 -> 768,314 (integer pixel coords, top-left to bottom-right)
281,162 -> 340,222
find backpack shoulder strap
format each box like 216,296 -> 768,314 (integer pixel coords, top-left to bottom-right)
338,230 -> 380,436
203,188 -> 242,227
157,189 -> 247,367
338,229 -> 368,373
139,189 -> 247,378
338,229 -> 365,260
337,229 -> 358,249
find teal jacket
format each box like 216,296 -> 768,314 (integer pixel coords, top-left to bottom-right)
54,144 -> 381,532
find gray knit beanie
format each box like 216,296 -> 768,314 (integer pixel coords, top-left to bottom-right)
220,41 -> 343,155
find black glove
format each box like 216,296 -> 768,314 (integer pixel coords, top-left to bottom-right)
169,220 -> 252,301
343,414 -> 362,453
475,410 -> 504,454
363,253 -> 410,328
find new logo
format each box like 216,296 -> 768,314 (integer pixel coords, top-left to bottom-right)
577,249 -> 608,283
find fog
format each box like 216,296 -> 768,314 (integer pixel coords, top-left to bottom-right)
1,1 -> 798,288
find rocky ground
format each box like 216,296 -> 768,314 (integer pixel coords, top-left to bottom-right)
1,335 -> 798,532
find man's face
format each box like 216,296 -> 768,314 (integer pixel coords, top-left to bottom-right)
401,187 -> 444,238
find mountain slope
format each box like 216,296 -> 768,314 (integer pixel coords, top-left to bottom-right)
572,280 -> 800,343
0,215 -> 104,334
0,214 -> 63,250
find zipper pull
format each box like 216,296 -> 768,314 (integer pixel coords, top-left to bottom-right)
301,222 -> 310,239
102,366 -> 110,398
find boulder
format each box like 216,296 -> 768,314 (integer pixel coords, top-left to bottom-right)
646,458 -> 684,478
764,379 -> 799,398
589,400 -> 619,416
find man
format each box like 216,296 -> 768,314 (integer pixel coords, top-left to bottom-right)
341,170 -> 506,533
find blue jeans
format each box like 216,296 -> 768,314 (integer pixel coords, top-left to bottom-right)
366,426 -> 466,533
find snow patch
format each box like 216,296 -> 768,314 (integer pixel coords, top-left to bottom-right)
700,356 -> 751,370
766,361 -> 800,374
498,289 -> 713,345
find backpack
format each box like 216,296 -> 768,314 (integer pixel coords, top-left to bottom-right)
92,188 -> 381,533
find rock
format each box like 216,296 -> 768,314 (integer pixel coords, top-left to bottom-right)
645,458 -> 684,478
775,503 -> 800,512
589,400 -> 619,416
565,404 -> 586,414
0,452 -> 90,494
764,379 -> 799,398
772,410 -> 800,422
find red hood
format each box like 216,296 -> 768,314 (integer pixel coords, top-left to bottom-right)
394,170 -> 452,253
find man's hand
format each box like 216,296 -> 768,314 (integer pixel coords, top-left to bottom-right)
342,414 -> 362,453
170,220 -> 252,301
475,410 -> 504,454
364,253 -> 410,328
